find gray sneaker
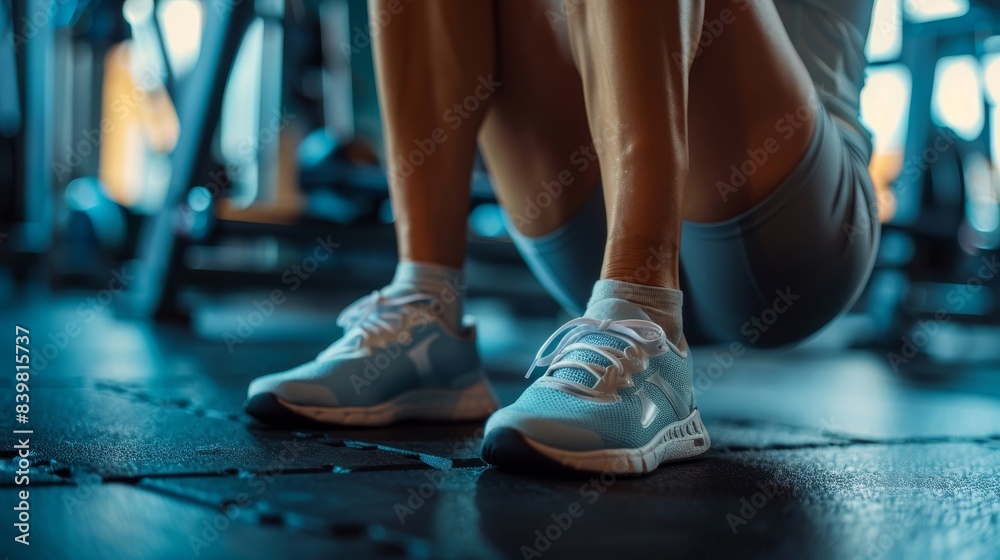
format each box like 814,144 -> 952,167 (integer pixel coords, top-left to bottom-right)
481,298 -> 710,474
246,290 -> 499,426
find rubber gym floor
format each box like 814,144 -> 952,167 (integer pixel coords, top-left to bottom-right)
2,292 -> 998,560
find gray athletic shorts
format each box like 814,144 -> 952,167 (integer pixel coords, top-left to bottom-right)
678,107 -> 879,346
506,106 -> 880,348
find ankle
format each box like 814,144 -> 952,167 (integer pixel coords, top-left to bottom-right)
383,260 -> 466,329
601,243 -> 681,290
588,279 -> 684,346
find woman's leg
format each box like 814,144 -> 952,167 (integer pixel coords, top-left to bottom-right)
480,0 -> 876,473
477,0 -> 604,314
483,0 -> 865,346
565,0 -> 702,292
678,0 -> 879,346
372,0 -> 496,268
564,0 -> 818,289
683,0 -> 818,223
478,0 -> 599,238
483,0 -> 716,474
245,1 -> 505,427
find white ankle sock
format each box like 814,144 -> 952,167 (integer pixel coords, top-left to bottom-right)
381,261 -> 466,329
588,279 -> 684,347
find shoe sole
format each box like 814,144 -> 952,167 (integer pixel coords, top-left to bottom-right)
246,378 -> 500,427
480,408 -> 710,475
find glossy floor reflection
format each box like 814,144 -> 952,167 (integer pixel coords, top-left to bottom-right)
1,293 -> 998,559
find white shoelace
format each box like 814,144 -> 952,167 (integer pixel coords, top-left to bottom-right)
317,291 -> 435,359
526,317 -> 668,397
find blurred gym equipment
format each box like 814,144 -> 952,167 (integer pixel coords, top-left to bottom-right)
0,0 -> 57,284
853,0 -> 1000,351
103,0 -> 544,321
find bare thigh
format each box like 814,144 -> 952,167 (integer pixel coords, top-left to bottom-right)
684,0 -> 820,223
482,0 -> 820,230
478,0 -> 600,238
477,0 -> 878,346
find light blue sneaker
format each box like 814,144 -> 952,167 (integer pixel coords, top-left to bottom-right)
480,298 -> 710,474
246,290 -> 499,426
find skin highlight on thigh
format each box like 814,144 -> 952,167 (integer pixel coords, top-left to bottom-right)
684,0 -> 820,223
478,0 -> 601,238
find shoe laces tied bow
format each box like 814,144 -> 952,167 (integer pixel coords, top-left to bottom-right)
526,317 -> 669,398
318,291 -> 435,359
